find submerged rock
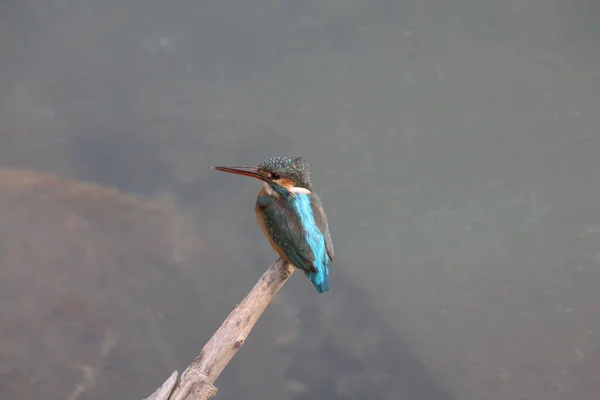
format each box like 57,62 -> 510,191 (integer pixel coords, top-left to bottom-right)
0,169 -> 206,400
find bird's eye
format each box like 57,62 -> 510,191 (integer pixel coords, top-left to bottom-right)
269,172 -> 281,180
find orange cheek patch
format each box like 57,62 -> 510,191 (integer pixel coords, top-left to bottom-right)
275,178 -> 296,189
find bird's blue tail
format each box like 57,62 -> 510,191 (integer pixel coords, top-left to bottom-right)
306,266 -> 329,293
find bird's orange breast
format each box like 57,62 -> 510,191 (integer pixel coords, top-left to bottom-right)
254,199 -> 289,261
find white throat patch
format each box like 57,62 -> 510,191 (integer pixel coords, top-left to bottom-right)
289,186 -> 311,194
262,182 -> 277,197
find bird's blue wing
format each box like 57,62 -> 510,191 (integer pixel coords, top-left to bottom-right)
257,194 -> 316,273
309,193 -> 334,261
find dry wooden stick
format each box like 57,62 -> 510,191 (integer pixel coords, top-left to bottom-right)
145,258 -> 295,400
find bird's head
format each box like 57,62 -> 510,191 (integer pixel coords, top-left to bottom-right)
213,156 -> 312,196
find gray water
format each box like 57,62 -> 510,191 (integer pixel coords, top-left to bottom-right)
1,0 -> 600,399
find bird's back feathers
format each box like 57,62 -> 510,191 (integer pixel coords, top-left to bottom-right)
255,190 -> 333,293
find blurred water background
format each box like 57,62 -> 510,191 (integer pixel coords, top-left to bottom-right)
1,0 -> 600,399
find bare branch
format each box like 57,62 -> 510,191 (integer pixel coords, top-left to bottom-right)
145,258 -> 295,400
146,371 -> 178,400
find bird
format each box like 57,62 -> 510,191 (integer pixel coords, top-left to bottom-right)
212,156 -> 334,293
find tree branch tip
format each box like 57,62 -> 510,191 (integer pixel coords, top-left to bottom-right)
144,370 -> 178,400
144,257 -> 294,400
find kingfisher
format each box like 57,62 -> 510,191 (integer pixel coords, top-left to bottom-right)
213,156 -> 334,293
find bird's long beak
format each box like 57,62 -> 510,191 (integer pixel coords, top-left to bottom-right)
212,165 -> 266,181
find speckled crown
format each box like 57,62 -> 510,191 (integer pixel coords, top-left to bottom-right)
260,156 -> 312,189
